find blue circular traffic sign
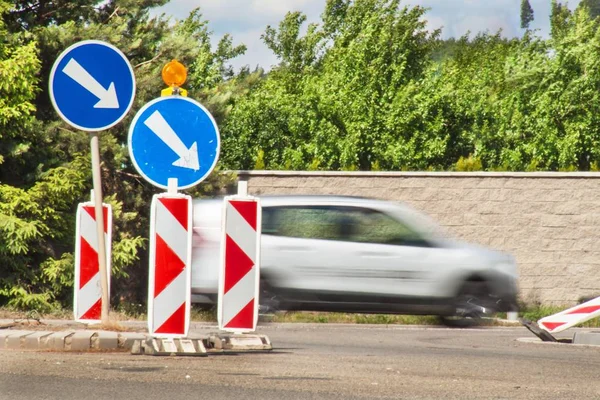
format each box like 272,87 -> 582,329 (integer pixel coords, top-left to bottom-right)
49,40 -> 136,132
128,96 -> 220,190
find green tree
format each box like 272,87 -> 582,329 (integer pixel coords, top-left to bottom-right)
1,1 -> 242,311
222,0 -> 439,171
577,0 -> 600,19
520,0 -> 534,29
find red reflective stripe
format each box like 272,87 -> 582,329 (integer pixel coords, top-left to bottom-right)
567,306 -> 600,315
154,234 -> 186,297
80,299 -> 101,320
224,234 -> 254,294
230,200 -> 257,230
224,299 -> 254,329
158,198 -> 188,229
79,237 -> 97,289
541,321 -> 566,331
155,303 -> 186,334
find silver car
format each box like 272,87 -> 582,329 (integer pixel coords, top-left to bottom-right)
191,195 -> 519,326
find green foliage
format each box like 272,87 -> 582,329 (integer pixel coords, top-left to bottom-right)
4,0 -> 600,312
578,0 -> 600,20
455,156 -> 483,172
222,0 -> 600,174
520,0 -> 534,29
0,0 -> 243,311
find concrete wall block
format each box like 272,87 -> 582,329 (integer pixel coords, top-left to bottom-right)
553,201 -> 584,215
248,177 -> 274,187
476,202 -> 504,215
436,213 -> 464,226
388,177 -> 429,189
573,188 -> 600,200
475,177 -> 507,188
514,201 -> 555,214
541,214 -> 584,228
462,189 -> 490,201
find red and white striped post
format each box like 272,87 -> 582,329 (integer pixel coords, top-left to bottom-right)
74,200 -> 112,323
538,296 -> 600,334
148,191 -> 192,337
218,183 -> 261,333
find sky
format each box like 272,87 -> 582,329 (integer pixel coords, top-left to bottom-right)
151,0 -> 583,71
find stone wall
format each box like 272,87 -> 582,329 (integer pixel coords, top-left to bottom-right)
237,170 -> 600,306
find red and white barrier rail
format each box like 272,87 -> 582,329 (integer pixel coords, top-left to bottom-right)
218,195 -> 261,333
538,296 -> 600,334
148,193 -> 192,337
74,202 -> 112,323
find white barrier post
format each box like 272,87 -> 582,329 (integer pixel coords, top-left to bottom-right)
74,193 -> 112,323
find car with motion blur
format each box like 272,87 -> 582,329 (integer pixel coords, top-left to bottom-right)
191,195 -> 519,326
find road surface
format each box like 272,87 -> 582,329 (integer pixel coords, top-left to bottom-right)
1,323 -> 599,399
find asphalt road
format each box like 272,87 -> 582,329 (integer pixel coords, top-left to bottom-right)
2,323 -> 600,400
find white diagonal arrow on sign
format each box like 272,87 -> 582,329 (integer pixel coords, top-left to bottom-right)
62,58 -> 119,109
143,110 -> 200,171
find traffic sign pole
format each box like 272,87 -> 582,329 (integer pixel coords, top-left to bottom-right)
90,132 -> 110,323
50,40 -> 136,325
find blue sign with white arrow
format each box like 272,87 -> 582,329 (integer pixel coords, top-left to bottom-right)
49,40 -> 136,132
128,96 -> 221,190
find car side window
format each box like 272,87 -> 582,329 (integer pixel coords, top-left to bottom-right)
262,206 -> 342,240
262,205 -> 429,246
350,209 -> 430,247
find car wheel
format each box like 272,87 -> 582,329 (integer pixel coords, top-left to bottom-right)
440,281 -> 495,328
258,281 -> 281,314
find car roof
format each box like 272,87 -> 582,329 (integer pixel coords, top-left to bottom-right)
193,195 -> 419,215
194,195 -> 385,206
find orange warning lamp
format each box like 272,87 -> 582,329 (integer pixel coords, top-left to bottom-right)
162,59 -> 187,87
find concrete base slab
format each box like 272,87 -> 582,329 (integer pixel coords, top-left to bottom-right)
92,331 -> 119,350
206,333 -> 272,351
118,332 -> 148,350
69,331 -> 95,351
24,331 -> 54,349
0,330 -> 31,349
572,331 -> 600,346
6,331 -> 35,349
137,337 -> 208,356
43,331 -> 75,350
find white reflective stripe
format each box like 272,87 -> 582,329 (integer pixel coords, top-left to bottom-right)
222,267 -> 256,326
80,209 -> 98,253
155,200 -> 188,263
226,202 -> 256,262
152,270 -> 186,332
76,272 -> 101,319
539,297 -> 600,333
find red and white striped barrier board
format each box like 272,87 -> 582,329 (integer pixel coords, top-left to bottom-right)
218,196 -> 261,333
148,194 -> 192,337
538,296 -> 600,334
74,203 -> 112,323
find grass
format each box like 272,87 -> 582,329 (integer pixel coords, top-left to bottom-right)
2,304 -> 600,328
268,311 -> 442,325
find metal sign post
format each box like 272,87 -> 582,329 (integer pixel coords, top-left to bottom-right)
50,40 -> 136,324
90,132 -> 110,321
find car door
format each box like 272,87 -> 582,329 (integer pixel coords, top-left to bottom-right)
337,207 -> 447,299
260,205 -> 350,295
